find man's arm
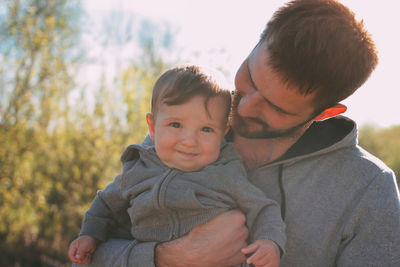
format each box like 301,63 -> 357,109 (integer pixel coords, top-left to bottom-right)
337,171 -> 400,266
155,210 -> 249,267
83,210 -> 248,267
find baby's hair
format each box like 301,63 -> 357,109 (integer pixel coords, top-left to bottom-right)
151,65 -> 232,120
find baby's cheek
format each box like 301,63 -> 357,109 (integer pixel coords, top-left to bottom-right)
206,147 -> 221,164
155,145 -> 170,163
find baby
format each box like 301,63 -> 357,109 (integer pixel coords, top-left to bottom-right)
68,65 -> 285,266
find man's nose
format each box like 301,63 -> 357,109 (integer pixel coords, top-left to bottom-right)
237,90 -> 261,117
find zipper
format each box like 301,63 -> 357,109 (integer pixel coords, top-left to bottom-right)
155,169 -> 181,239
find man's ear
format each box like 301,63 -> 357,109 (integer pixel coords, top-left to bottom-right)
146,113 -> 155,140
314,104 -> 347,121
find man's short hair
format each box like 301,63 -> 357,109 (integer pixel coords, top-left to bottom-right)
260,0 -> 378,112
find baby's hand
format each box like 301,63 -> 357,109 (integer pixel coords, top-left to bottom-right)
68,235 -> 100,265
241,239 -> 280,267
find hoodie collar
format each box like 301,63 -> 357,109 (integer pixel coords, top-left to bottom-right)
277,116 -> 356,162
226,116 -> 358,166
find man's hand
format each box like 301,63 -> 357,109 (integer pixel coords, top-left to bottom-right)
155,210 -> 248,267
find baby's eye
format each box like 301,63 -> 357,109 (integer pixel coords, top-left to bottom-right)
201,126 -> 214,133
169,122 -> 181,128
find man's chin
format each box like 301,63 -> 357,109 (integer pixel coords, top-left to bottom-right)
235,129 -> 285,139
232,120 -> 295,139
232,122 -> 273,139
232,112 -> 313,140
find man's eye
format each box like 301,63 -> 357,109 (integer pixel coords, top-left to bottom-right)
271,105 -> 281,112
169,122 -> 181,128
201,127 -> 214,133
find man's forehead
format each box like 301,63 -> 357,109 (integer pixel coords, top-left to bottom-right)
245,43 -> 319,117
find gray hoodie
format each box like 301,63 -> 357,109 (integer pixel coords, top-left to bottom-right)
83,116 -> 400,267
248,116 -> 400,267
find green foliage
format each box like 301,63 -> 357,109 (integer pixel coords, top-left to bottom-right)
359,125 -> 400,185
0,0 -> 84,265
0,0 -> 173,265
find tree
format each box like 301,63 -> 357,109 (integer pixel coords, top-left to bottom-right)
0,0 -> 85,265
359,124 -> 400,185
0,1 -> 176,265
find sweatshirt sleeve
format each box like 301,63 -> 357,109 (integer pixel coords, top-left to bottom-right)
80,148 -> 140,241
221,160 -> 286,253
83,239 -> 158,267
80,174 -> 130,241
80,155 -> 159,267
336,171 -> 400,266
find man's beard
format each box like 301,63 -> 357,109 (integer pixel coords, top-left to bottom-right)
231,91 -> 312,139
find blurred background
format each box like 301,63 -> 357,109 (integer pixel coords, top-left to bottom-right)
1,0 -> 399,266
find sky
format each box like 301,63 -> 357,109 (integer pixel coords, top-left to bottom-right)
83,0 -> 400,128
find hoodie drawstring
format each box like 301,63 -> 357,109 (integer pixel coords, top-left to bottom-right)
278,164 -> 286,220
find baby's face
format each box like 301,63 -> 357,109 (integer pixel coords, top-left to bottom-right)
147,95 -> 229,172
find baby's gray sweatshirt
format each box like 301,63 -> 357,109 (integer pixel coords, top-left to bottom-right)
80,136 -> 286,251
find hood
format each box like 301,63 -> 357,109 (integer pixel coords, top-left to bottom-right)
120,135 -> 158,164
225,116 -> 358,168
274,116 -> 357,166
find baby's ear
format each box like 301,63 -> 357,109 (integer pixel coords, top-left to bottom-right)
146,113 -> 155,140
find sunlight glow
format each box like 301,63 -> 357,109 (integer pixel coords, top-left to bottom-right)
83,0 -> 400,127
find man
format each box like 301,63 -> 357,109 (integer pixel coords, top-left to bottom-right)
85,0 -> 400,266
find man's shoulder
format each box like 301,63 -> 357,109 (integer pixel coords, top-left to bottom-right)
353,145 -> 396,183
323,144 -> 396,190
341,144 -> 393,175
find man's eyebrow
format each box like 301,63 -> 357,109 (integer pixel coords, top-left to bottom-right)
246,60 -> 297,116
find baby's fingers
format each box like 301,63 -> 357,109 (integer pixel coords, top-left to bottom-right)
241,243 -> 259,254
78,254 -> 92,265
68,243 -> 79,262
246,248 -> 269,266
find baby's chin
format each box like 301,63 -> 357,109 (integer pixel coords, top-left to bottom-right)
163,155 -> 219,172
